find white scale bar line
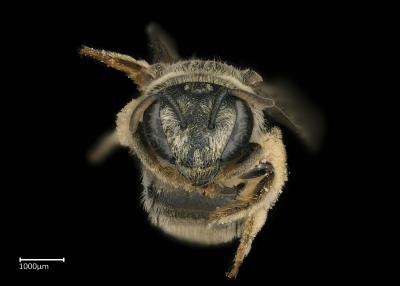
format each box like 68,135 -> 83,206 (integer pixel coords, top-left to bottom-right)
19,257 -> 65,262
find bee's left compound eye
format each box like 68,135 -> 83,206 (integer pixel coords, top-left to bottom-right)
220,98 -> 254,162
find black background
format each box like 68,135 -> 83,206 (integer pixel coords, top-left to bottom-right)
6,4 -> 362,284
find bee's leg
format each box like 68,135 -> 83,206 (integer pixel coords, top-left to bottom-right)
209,165 -> 274,223
87,131 -> 121,164
240,160 -> 274,179
216,128 -> 286,278
226,209 -> 268,279
220,143 -> 263,179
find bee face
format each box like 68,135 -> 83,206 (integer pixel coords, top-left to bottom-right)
139,82 -> 253,186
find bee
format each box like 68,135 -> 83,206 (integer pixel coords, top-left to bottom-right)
80,23 -> 323,279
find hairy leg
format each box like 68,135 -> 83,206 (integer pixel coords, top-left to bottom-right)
209,162 -> 274,224
87,131 -> 121,164
209,128 -> 286,225
226,209 -> 268,279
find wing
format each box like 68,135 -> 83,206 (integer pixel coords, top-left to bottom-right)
146,22 -> 180,63
256,79 -> 325,151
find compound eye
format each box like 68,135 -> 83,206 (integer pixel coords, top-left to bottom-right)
139,100 -> 175,164
221,98 -> 254,162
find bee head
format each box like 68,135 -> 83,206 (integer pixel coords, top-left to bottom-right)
80,24 -> 275,187
139,82 -> 255,186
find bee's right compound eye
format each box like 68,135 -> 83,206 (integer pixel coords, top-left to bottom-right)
139,100 -> 176,164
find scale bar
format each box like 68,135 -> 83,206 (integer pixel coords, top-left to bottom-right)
19,258 -> 65,262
